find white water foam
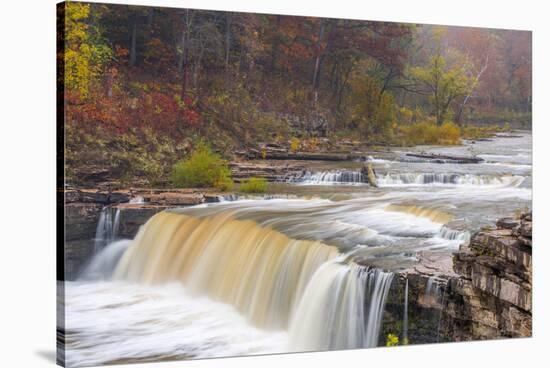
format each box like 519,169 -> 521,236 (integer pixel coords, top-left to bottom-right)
377,173 -> 524,187
64,282 -> 289,367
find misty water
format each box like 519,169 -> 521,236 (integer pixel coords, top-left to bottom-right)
64,132 -> 531,367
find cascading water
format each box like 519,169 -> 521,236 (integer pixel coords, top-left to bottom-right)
80,240 -> 132,280
424,277 -> 448,342
288,171 -> 524,188
106,209 -> 398,350
403,278 -> 409,344
438,226 -> 470,243
288,170 -> 366,185
385,204 -> 454,224
94,207 -> 121,251
114,211 -> 340,330
63,132 -> 532,366
288,259 -> 394,351
377,173 -> 524,187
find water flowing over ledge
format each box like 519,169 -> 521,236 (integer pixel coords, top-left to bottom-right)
113,211 -> 340,330
287,170 -> 525,188
80,209 -> 398,355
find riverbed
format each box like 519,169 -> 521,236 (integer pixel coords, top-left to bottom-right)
62,131 -> 532,367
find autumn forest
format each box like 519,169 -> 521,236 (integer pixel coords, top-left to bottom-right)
59,1 -> 532,187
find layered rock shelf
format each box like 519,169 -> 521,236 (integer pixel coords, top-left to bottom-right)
229,161 -> 306,182
445,212 -> 532,340
62,188 -> 223,279
380,213 -> 532,345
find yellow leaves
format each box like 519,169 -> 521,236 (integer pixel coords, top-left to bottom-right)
386,333 -> 399,347
65,2 -> 90,21
398,121 -> 461,146
289,137 -> 300,152
63,2 -> 112,100
439,121 -> 461,144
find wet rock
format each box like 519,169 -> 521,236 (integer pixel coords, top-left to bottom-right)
496,217 -> 519,230
63,202 -> 171,280
140,192 -> 204,205
444,212 -> 532,340
520,221 -> 532,238
229,161 -> 305,182
113,204 -> 168,239
65,189 -> 130,205
64,203 -> 103,280
64,203 -> 103,242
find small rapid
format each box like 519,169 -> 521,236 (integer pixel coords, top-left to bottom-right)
376,173 -> 524,187
288,170 -> 367,185
287,170 -> 524,188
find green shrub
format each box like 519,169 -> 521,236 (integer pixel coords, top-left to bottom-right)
171,142 -> 233,191
398,121 -> 461,145
386,333 -> 399,347
239,177 -> 268,193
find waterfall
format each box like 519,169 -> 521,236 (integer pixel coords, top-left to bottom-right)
111,210 -> 395,350
424,277 -> 448,342
377,173 -> 524,187
288,260 -> 394,351
114,211 -> 339,330
402,278 -> 409,344
288,170 -> 366,185
438,226 -> 470,243
94,207 -> 121,251
385,204 -> 453,224
80,240 -> 132,280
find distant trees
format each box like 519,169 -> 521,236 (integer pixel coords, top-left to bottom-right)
61,2 -> 531,143
64,2 -> 112,99
409,44 -> 474,125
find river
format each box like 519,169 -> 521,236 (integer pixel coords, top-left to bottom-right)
62,131 -> 531,367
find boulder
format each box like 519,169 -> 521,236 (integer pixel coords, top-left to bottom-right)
496,217 -> 519,230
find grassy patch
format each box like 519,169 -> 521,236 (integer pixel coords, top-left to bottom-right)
239,177 -> 268,193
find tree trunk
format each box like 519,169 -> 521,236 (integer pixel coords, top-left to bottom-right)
179,10 -> 192,100
456,55 -> 489,125
312,20 -> 326,104
130,18 -> 137,67
224,12 -> 233,87
270,16 -> 281,74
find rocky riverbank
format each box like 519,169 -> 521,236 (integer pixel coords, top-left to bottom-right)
62,188 -> 226,279
445,212 -> 532,340
62,187 -> 533,343
380,212 -> 532,345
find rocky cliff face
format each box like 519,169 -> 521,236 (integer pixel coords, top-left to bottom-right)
444,212 -> 532,340
380,213 -> 532,346
63,203 -> 168,280
62,189 -> 219,280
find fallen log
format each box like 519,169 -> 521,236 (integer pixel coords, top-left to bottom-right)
365,162 -> 378,187
405,153 -> 484,164
247,151 -> 364,161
